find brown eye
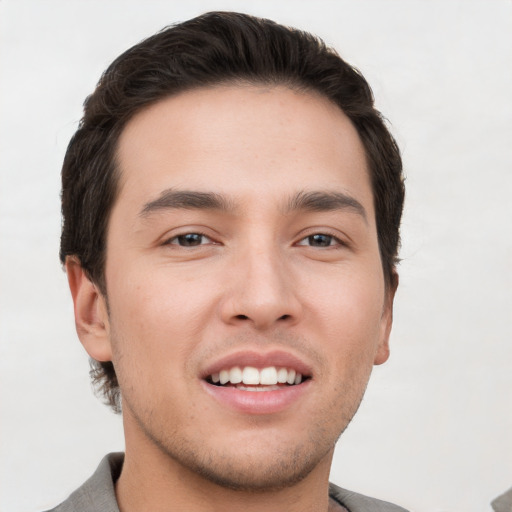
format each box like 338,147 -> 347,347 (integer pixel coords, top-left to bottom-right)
168,233 -> 211,246
308,234 -> 333,247
297,233 -> 339,247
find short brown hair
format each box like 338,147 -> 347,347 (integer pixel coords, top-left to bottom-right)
60,11 -> 404,411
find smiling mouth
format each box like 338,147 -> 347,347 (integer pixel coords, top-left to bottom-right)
206,366 -> 310,391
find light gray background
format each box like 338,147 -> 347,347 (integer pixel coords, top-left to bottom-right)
1,1 -> 511,511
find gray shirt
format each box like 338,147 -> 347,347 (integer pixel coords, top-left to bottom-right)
492,487 -> 512,512
46,453 -> 409,512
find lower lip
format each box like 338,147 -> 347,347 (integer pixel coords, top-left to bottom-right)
202,381 -> 311,415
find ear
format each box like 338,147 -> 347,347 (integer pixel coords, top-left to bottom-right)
65,256 -> 112,362
374,271 -> 399,366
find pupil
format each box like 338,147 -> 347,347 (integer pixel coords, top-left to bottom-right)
179,233 -> 202,246
310,234 -> 331,247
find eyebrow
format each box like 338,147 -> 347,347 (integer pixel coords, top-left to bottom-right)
139,188 -> 367,222
285,190 -> 367,222
140,189 -> 236,217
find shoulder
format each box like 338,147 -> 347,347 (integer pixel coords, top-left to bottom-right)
491,486 -> 512,512
43,453 -> 124,512
329,482 -> 410,512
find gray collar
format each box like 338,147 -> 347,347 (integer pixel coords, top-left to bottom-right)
47,453 -> 123,512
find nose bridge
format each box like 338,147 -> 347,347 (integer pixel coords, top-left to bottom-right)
223,235 -> 300,328
246,243 -> 284,298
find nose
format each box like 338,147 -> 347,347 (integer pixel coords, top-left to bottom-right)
220,245 -> 302,330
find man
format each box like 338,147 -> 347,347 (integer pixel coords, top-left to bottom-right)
53,11 -> 406,512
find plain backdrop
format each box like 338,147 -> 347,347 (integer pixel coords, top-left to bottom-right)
1,1 -> 511,511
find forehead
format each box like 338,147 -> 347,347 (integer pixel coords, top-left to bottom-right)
115,84 -> 373,214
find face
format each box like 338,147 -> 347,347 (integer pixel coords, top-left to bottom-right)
76,85 -> 394,490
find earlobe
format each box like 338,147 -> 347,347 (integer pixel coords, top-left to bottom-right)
374,271 -> 398,366
65,257 -> 112,362
374,338 -> 390,366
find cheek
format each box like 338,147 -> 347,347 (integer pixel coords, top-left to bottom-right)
306,268 -> 385,363
110,258 -> 216,319
105,264 -> 218,369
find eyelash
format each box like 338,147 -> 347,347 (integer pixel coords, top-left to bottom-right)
295,232 -> 345,248
164,232 -> 214,247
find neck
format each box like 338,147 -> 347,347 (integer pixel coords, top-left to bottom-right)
116,413 -> 337,512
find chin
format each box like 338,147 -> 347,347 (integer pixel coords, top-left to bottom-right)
168,440 -> 333,492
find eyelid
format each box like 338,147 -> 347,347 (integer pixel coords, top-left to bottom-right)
294,229 -> 349,248
163,231 -> 216,246
296,234 -> 342,247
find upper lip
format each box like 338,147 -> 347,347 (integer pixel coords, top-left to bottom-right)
201,349 -> 313,379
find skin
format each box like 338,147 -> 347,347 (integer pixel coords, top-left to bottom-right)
66,85 -> 396,512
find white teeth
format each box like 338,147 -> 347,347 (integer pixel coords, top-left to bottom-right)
277,368 -> 288,383
209,366 -> 307,387
219,370 -> 230,385
286,369 -> 296,385
260,367 -> 278,385
229,367 -> 242,384
242,366 -> 260,385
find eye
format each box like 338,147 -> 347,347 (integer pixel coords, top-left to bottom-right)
296,233 -> 342,248
166,233 -> 213,247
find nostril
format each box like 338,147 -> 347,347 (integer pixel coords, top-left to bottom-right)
231,313 -> 293,324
